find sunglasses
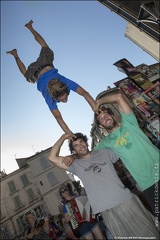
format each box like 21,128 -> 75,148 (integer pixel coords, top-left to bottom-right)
60,189 -> 68,194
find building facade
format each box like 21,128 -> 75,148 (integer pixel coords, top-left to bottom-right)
0,147 -> 75,239
125,22 -> 159,61
97,0 -> 160,61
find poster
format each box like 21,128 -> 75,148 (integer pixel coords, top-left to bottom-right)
131,73 -> 153,90
136,63 -> 157,78
144,82 -> 160,106
113,58 -> 139,77
146,116 -> 160,139
149,63 -> 160,74
133,93 -> 159,118
113,77 -> 142,100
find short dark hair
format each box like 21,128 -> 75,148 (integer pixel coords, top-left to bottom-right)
69,133 -> 88,153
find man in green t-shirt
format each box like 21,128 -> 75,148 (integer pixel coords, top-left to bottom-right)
95,92 -> 159,221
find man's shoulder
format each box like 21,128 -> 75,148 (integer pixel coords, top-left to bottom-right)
94,136 -> 109,148
92,148 -> 119,163
120,110 -> 133,116
93,148 -> 114,155
121,111 -> 138,124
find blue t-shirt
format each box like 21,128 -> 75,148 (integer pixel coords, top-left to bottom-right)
37,68 -> 79,110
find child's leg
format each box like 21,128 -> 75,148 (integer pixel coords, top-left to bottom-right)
6,49 -> 26,75
25,20 -> 47,48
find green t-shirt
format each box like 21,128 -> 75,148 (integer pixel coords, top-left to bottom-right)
94,111 -> 160,191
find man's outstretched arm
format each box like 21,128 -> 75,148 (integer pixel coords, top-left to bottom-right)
48,133 -> 72,169
76,86 -> 98,112
96,92 -> 131,114
51,109 -> 75,138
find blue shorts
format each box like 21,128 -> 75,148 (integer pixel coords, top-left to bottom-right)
76,221 -> 99,238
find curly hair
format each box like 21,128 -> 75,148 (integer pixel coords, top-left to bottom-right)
47,78 -> 68,99
68,133 -> 88,153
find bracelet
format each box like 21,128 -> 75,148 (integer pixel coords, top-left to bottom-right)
15,57 -> 19,60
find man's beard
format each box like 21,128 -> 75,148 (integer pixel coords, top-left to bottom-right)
103,118 -> 117,131
79,148 -> 89,157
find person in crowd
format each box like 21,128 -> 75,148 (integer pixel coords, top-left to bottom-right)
61,214 -> 78,240
58,184 -> 79,240
58,184 -> 106,240
94,92 -> 159,219
55,215 -> 68,240
59,191 -> 79,240
48,133 -> 159,239
6,20 -> 97,137
23,209 -> 57,240
47,214 -> 62,239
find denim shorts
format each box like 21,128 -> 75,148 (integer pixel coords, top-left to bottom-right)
76,220 -> 99,238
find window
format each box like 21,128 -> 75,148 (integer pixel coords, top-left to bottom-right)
13,195 -> 23,209
7,180 -> 16,194
39,157 -> 50,169
40,181 -> 43,186
27,188 -> 35,201
0,210 -> 5,219
16,216 -> 26,233
34,205 -> 45,218
47,172 -> 58,186
20,174 -> 29,187
0,225 -> 10,239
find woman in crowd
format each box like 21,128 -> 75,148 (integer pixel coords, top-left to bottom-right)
59,184 -> 106,240
23,209 -> 57,240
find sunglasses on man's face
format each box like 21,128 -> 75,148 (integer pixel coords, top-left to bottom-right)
60,189 -> 68,194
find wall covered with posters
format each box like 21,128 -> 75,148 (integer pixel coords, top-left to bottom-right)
90,58 -> 159,195
91,59 -> 160,149
113,58 -> 160,148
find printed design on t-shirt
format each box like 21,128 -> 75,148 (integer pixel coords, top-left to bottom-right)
114,131 -> 131,148
84,162 -> 107,173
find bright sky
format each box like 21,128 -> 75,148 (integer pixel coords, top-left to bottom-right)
1,1 -> 157,174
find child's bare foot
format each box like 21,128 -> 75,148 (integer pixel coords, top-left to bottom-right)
25,20 -> 33,28
6,49 -> 18,57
